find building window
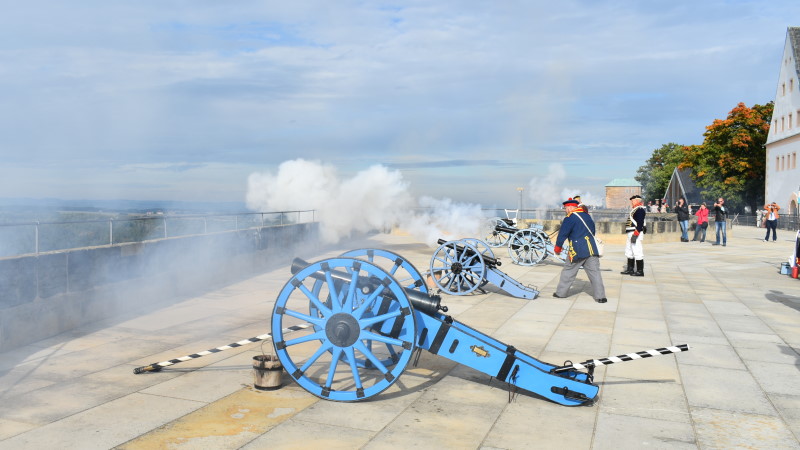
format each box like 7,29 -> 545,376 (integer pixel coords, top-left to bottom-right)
791,113 -> 795,129
777,156 -> 780,171
792,79 -> 795,91
783,83 -> 786,96
782,117 -> 785,131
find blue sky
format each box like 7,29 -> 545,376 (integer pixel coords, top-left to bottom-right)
0,1 -> 797,208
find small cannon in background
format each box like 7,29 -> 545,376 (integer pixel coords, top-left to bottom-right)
428,238 -> 539,299
484,216 -> 517,247
495,223 -> 567,266
270,249 -> 689,404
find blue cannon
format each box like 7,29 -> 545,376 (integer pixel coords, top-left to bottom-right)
270,249 -> 683,405
429,238 -> 539,299
136,249 -> 688,405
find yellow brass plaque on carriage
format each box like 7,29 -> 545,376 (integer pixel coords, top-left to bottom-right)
470,345 -> 490,357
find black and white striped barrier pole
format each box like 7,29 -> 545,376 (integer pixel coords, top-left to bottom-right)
552,344 -> 690,376
132,323 -> 312,374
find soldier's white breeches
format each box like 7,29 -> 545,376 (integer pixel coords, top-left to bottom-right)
625,232 -> 644,260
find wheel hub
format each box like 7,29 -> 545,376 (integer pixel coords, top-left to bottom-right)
326,313 -> 361,347
451,262 -> 463,274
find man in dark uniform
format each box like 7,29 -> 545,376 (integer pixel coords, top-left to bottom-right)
621,194 -> 646,276
553,198 -> 607,303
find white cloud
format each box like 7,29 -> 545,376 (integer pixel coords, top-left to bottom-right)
0,1 -> 797,204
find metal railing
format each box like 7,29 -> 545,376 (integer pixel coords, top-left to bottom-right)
0,210 -> 315,258
733,214 -> 800,230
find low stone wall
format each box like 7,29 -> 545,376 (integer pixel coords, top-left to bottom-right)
0,223 -> 318,352
519,219 -> 681,244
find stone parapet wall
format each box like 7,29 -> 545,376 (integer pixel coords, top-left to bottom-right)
0,223 -> 318,352
518,219 -> 680,244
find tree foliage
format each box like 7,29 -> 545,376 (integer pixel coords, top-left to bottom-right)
681,102 -> 773,212
635,143 -> 686,201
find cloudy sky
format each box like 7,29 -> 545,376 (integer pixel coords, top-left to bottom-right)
0,1 -> 797,208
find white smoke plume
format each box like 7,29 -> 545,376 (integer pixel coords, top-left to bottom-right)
527,163 -> 603,209
246,159 -> 486,245
527,163 -> 567,209
401,196 -> 485,245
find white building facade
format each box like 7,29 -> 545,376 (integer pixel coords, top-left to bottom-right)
765,27 -> 800,217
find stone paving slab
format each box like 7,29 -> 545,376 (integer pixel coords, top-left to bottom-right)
1,225 -> 800,448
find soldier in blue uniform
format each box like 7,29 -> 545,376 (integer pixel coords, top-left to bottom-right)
553,198 -> 607,303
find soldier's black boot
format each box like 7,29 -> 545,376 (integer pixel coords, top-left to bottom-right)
620,258 -> 635,275
632,259 -> 644,277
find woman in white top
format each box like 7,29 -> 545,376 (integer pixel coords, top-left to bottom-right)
763,202 -> 780,242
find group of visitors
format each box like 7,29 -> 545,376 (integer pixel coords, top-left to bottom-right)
655,196 -> 730,245
673,197 -> 782,244
646,200 -> 669,213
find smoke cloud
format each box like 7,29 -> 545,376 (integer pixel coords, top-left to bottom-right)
527,163 -> 568,209
246,159 -> 486,245
526,163 -> 603,209
402,196 -> 485,244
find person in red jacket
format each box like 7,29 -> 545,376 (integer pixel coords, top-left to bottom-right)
691,203 -> 709,242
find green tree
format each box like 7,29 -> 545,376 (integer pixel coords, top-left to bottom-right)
682,101 -> 773,213
635,143 -> 686,201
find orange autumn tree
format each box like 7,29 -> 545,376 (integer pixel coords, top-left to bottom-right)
680,101 -> 773,213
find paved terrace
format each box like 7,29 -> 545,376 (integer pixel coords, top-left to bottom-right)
1,225 -> 800,449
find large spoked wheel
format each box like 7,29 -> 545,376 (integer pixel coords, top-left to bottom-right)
508,229 -> 547,266
272,257 -> 417,402
484,217 -> 514,247
336,249 -> 426,367
429,240 -> 486,295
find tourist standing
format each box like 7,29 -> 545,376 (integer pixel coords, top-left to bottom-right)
763,202 -> 780,242
712,198 -> 728,246
692,203 -> 709,242
674,198 -> 690,242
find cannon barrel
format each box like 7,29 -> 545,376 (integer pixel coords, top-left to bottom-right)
435,239 -> 501,267
494,224 -> 519,234
291,257 -> 446,315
